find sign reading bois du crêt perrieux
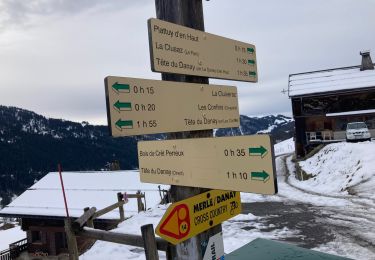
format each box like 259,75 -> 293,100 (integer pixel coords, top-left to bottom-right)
105,76 -> 239,137
138,135 -> 277,194
148,18 -> 258,82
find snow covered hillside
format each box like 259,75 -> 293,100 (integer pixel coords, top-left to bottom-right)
292,141 -> 375,198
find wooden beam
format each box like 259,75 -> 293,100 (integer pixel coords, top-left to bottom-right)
72,207 -> 96,231
126,194 -> 145,198
93,201 -> 126,219
84,207 -> 94,228
77,227 -> 168,251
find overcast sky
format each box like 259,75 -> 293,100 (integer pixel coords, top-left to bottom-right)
1,0 -> 374,125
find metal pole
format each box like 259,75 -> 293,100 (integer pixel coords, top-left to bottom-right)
58,164 -> 70,218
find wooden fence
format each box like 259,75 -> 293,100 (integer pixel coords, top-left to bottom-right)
64,191 -> 165,260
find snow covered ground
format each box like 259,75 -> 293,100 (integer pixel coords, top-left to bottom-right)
294,141 -> 375,199
0,225 -> 25,251
2,139 -> 374,259
81,205 -> 301,260
82,140 -> 375,259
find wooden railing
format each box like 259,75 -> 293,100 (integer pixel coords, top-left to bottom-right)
0,238 -> 28,260
9,238 -> 28,258
0,248 -> 11,260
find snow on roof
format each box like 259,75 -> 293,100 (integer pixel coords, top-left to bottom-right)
288,66 -> 375,97
326,109 -> 375,117
0,171 -> 169,220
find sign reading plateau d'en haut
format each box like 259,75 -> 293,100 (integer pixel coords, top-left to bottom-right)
148,18 -> 258,82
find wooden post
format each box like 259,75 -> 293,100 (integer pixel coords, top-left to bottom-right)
136,190 -> 145,212
84,207 -> 94,228
141,224 -> 159,260
64,218 -> 79,260
117,192 -> 125,221
144,192 -> 147,210
154,0 -> 222,259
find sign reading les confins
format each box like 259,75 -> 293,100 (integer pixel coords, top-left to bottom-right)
148,18 -> 258,82
138,135 -> 277,194
156,189 -> 241,245
105,76 -> 239,137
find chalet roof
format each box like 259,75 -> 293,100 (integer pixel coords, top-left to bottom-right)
0,171 -> 168,220
288,65 -> 375,97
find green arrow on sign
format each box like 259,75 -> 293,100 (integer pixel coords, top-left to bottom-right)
247,47 -> 254,54
115,119 -> 133,130
251,171 -> 270,182
249,146 -> 268,158
114,101 -> 132,111
112,82 -> 130,93
249,71 -> 257,77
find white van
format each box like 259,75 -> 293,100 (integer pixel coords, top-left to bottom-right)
346,122 -> 371,142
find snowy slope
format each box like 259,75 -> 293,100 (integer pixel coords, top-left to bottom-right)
0,226 -> 25,251
291,141 -> 375,197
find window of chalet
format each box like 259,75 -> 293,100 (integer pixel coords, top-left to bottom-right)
334,118 -> 347,131
55,232 -> 67,249
324,120 -> 332,130
31,231 -> 41,242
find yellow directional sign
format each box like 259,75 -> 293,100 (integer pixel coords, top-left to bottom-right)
105,76 -> 239,137
148,18 -> 258,82
138,135 -> 277,194
156,190 -> 241,245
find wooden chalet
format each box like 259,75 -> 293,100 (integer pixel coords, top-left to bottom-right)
288,51 -> 375,157
0,171 -> 165,259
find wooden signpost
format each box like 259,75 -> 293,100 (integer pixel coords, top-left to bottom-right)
138,135 -> 277,194
105,76 -> 239,137
103,0 -> 270,259
156,190 -> 241,245
153,1 -> 223,259
148,18 -> 258,82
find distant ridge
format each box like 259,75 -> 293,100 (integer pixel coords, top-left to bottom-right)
0,105 -> 293,206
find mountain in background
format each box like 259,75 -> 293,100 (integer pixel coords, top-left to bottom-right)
216,114 -> 294,142
0,105 -> 293,206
